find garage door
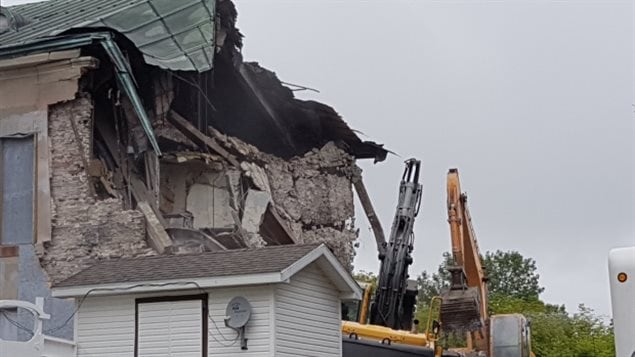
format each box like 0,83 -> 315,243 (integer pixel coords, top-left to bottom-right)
136,296 -> 206,357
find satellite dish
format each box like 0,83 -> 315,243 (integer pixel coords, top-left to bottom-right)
225,296 -> 252,329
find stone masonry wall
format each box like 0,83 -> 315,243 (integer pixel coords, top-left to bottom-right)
41,96 -> 153,284
214,132 -> 360,269
266,143 -> 359,269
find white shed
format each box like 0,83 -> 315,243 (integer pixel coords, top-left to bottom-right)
52,243 -> 361,357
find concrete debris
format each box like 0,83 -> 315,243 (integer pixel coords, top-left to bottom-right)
241,190 -> 271,248
240,162 -> 272,194
166,228 -> 227,254
187,183 -> 235,230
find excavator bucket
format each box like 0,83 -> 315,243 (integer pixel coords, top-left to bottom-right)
439,266 -> 483,332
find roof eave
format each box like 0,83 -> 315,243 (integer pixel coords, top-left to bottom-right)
51,271 -> 284,298
281,244 -> 363,301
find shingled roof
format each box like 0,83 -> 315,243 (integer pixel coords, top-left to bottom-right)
52,243 -> 362,300
55,243 -> 322,288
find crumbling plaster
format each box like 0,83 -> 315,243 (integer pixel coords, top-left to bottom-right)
42,97 -> 154,284
209,132 -> 360,269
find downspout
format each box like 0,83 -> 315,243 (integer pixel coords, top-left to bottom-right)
99,36 -> 161,155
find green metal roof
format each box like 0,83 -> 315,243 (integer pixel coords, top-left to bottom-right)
0,0 -> 216,72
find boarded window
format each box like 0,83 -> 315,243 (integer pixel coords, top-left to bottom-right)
136,295 -> 207,357
0,136 -> 35,246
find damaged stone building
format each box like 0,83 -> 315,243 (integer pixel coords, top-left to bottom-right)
0,0 -> 387,342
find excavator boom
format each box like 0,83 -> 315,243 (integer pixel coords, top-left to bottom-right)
369,158 -> 423,331
440,168 -> 489,352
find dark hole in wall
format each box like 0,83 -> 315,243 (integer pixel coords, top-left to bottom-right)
259,207 -> 294,246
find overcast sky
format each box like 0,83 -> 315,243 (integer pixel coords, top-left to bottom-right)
4,0 -> 634,317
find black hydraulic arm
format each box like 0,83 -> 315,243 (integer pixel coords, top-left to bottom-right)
370,158 -> 423,330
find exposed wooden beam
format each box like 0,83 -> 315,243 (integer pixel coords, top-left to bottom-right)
130,176 -> 167,228
137,201 -> 173,254
353,169 -> 386,253
168,110 -> 241,168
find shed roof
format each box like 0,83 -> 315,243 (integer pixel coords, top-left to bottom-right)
0,0 -> 216,71
52,244 -> 362,300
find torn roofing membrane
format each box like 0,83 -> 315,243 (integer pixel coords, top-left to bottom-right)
0,0 -> 216,72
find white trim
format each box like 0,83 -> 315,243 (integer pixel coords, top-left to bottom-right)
73,299 -> 78,346
280,245 -> 326,281
52,272 -> 282,298
0,299 -> 50,320
319,246 -> 363,300
340,292 -> 361,300
280,244 -> 362,300
269,286 -> 276,356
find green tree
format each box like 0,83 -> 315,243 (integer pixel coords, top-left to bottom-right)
528,305 -> 615,357
353,270 -> 377,288
417,252 -> 452,305
482,250 -> 545,300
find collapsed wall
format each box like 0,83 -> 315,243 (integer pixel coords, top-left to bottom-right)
42,97 -> 154,283
210,130 -> 360,268
39,91 -> 361,284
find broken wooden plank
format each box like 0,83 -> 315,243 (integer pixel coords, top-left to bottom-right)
168,110 -> 241,168
137,201 -> 173,254
130,176 -> 168,228
353,169 -> 386,253
99,176 -> 118,198
144,151 -> 160,208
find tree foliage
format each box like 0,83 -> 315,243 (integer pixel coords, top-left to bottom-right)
482,250 -> 545,300
353,270 -> 377,288
417,252 -> 451,305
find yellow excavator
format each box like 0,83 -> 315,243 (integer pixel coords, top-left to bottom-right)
438,168 -> 534,357
341,159 -> 442,355
342,167 -> 534,357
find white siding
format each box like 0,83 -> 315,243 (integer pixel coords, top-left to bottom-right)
76,295 -> 136,357
74,268 -> 343,357
275,264 -> 342,357
76,287 -> 274,357
207,286 -> 273,357
138,299 -> 203,357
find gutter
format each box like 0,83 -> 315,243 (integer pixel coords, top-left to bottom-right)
51,272 -> 285,298
0,31 -> 161,155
